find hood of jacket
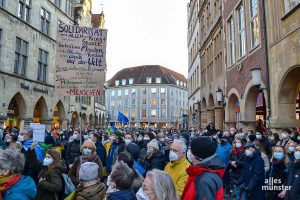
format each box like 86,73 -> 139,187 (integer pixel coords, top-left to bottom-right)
196,154 -> 226,171
76,181 -> 106,199
4,175 -> 37,200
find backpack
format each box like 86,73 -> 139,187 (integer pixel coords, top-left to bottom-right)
62,173 -> 76,196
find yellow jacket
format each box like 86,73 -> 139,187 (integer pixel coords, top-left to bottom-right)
164,156 -> 190,198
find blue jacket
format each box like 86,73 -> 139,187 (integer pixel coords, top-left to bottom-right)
106,140 -> 125,173
95,141 -> 106,166
237,150 -> 265,200
216,142 -> 232,166
3,176 -> 37,200
107,188 -> 137,200
23,139 -> 44,161
134,160 -> 146,177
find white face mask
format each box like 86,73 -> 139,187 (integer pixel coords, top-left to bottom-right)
83,148 -> 92,156
18,135 -> 24,142
230,131 -> 235,135
235,142 -> 242,148
109,136 -> 116,141
256,135 -> 262,140
245,149 -> 253,157
281,133 -> 287,139
294,151 -> 300,160
288,146 -> 295,152
43,158 -> 53,166
169,150 -> 179,161
124,139 -> 132,145
73,134 -> 78,140
83,135 -> 89,140
297,136 -> 300,141
136,187 -> 149,200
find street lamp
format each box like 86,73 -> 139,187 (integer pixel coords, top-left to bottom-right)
216,89 -> 223,106
251,67 -> 262,87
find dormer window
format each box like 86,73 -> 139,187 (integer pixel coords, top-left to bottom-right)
146,77 -> 152,84
122,79 -> 126,85
156,77 -> 161,83
115,80 -> 119,86
129,78 -> 134,84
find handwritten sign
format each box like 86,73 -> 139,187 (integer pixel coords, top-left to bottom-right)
55,24 -> 107,96
30,123 -> 46,143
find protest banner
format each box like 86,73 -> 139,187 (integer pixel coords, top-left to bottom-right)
30,123 -> 46,142
55,24 -> 107,96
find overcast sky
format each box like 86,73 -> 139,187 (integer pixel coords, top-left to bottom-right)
92,0 -> 189,80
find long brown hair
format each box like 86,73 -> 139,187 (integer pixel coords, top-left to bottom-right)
44,149 -> 64,177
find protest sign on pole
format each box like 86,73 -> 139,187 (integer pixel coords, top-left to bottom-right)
30,123 -> 46,142
55,24 -> 107,96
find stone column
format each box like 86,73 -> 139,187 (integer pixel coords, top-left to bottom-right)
207,109 -> 215,126
215,107 -> 224,130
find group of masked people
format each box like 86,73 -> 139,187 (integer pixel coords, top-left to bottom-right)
0,125 -> 300,200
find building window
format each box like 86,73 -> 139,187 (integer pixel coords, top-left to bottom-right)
151,88 -> 157,94
156,77 -> 161,83
160,88 -> 166,94
117,99 -> 122,106
142,99 -> 147,105
125,89 -> 129,96
117,90 -> 121,96
111,91 -> 115,97
142,88 -> 147,94
18,0 -> 31,22
115,80 -> 119,86
131,88 -> 136,95
131,110 -> 136,118
0,0 -> 4,7
228,17 -> 235,66
41,8 -> 51,35
284,0 -> 300,13
122,79 -> 126,85
132,99 -> 136,105
161,99 -> 166,105
54,0 -> 61,8
161,109 -> 166,118
111,100 -> 115,107
37,49 -> 48,82
249,0 -> 259,49
237,5 -> 246,58
151,109 -> 156,117
151,98 -> 157,105
14,37 -> 28,76
125,99 -> 128,106
129,78 -> 134,84
146,77 -> 152,84
142,109 -> 147,118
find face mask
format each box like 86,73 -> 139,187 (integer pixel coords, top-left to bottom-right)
269,136 -> 274,141
230,131 -> 235,135
159,138 -> 165,142
136,187 -> 149,200
5,138 -> 12,143
43,158 -> 53,166
294,151 -> 300,160
212,135 -> 217,139
245,149 -> 253,157
281,133 -> 287,139
236,142 -> 242,148
144,136 -> 150,141
291,134 -> 295,138
179,138 -> 185,142
18,135 -> 24,142
187,150 -> 193,163
73,134 -> 78,140
204,129 -> 208,133
109,136 -> 116,141
256,135 -> 262,140
288,146 -> 295,152
125,139 -> 132,145
146,149 -> 153,156
169,150 -> 179,161
83,148 -> 92,156
297,136 -> 300,141
274,152 -> 284,160
83,135 -> 89,140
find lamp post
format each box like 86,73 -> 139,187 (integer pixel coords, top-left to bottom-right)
216,89 -> 223,106
251,67 -> 262,87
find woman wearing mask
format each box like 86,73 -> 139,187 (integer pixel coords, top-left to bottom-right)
286,141 -> 297,172
143,139 -> 165,171
69,140 -> 104,186
266,146 -> 288,200
64,130 -> 82,170
36,149 -> 66,200
228,139 -> 245,199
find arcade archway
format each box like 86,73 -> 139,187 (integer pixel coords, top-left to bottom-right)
5,92 -> 27,128
33,97 -> 48,123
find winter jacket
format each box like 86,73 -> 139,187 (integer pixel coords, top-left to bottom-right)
64,140 -> 81,167
107,188 -> 137,200
106,140 -> 125,173
164,156 -> 190,198
95,141 -> 106,166
37,166 -> 66,200
102,140 -> 111,155
285,161 -> 300,200
216,142 -> 232,166
228,147 -> 245,182
145,150 -> 165,171
69,153 -> 104,186
237,150 -> 265,200
267,160 -> 287,200
3,176 -> 37,200
133,160 -> 146,177
75,179 -> 106,200
181,154 -> 226,200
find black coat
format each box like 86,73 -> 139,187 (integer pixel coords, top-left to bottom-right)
144,150 -> 165,171
64,140 -> 81,167
95,141 -> 106,166
237,150 -> 265,200
285,161 -> 300,200
228,148 -> 245,182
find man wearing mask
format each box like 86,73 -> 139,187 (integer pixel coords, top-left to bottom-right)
64,130 -> 82,169
182,137 -> 225,200
216,135 -> 232,166
237,143 -> 265,200
106,130 -> 124,174
164,139 -> 190,198
277,129 -> 293,148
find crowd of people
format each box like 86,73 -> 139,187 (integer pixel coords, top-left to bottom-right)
0,124 -> 300,200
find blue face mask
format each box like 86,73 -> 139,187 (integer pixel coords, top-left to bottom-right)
83,148 -> 92,156
274,152 -> 284,160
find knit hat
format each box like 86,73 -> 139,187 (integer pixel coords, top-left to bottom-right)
46,149 -> 61,162
191,137 -> 217,159
114,130 -> 123,137
147,139 -> 159,150
144,132 -> 155,140
79,162 -> 99,181
82,140 -> 96,152
125,143 -> 140,160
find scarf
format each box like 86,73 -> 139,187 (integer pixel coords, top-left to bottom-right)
0,174 -> 21,194
232,147 -> 244,155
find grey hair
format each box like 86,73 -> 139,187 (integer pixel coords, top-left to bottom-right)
0,149 -> 25,173
173,139 -> 187,153
24,128 -> 33,138
146,169 -> 179,200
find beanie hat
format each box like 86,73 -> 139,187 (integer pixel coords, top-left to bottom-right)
46,149 -> 61,162
147,139 -> 159,150
114,130 -> 123,138
82,140 -> 96,152
79,162 -> 99,181
125,143 -> 140,160
145,132 -> 155,140
191,137 -> 217,159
